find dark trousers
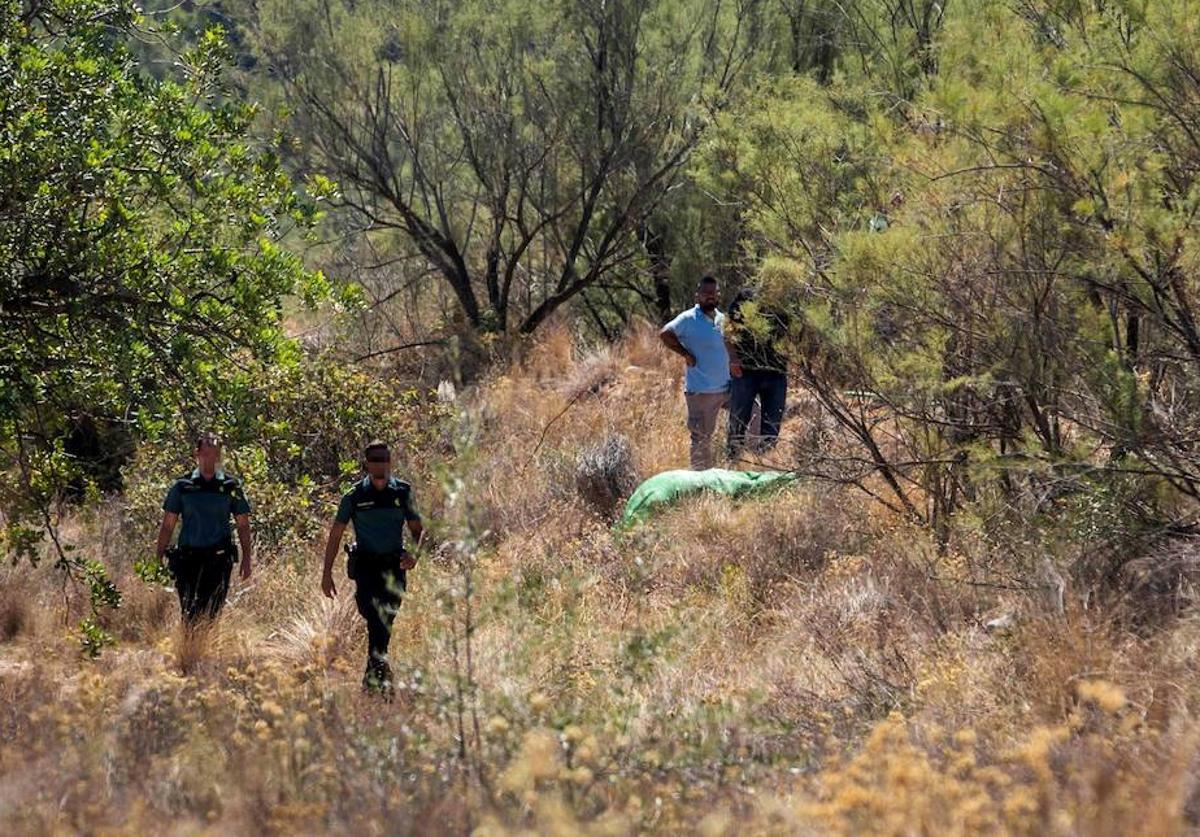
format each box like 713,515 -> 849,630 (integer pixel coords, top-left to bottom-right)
353,555 -> 407,682
728,370 -> 787,455
171,544 -> 235,625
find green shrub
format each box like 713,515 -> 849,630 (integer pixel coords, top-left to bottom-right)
123,355 -> 452,562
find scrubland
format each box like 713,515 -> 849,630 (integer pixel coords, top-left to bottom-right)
2,324 -> 1198,835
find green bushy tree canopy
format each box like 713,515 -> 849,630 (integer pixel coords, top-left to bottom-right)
700,0 -> 1200,558
0,0 -> 332,643
236,0 -> 774,337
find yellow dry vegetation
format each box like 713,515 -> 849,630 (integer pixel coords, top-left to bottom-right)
1,323 -> 1198,835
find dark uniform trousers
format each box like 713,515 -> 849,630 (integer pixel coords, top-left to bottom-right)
728,369 -> 788,455
351,551 -> 407,681
170,541 -> 236,625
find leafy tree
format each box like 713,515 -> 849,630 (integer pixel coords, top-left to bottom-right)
237,0 -> 771,342
702,0 -> 1200,589
0,0 -> 327,649
122,355 -> 449,564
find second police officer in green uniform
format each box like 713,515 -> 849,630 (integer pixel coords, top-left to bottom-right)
155,432 -> 253,626
321,440 -> 424,692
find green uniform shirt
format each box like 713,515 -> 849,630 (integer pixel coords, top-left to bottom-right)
336,476 -> 420,556
163,469 -> 251,549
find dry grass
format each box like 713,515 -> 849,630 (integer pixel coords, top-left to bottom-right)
0,572 -> 32,643
574,432 -> 639,518
2,322 -> 1200,833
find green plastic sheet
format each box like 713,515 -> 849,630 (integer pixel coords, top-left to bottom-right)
617,468 -> 799,529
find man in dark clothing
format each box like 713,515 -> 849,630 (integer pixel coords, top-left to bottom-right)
321,440 -> 424,692
155,432 -> 253,625
726,287 -> 790,457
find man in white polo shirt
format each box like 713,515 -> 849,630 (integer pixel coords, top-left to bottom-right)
659,276 -> 731,470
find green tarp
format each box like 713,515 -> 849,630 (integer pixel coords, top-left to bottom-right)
617,468 -> 799,529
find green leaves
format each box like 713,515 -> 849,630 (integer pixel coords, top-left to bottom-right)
78,617 -> 116,659
82,558 -> 122,611
0,1 -> 332,654
134,556 -> 173,587
242,0 -> 768,335
688,0 -> 1200,529
1,1 -> 329,434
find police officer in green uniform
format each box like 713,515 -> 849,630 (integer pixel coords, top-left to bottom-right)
155,433 -> 253,625
321,440 -> 424,691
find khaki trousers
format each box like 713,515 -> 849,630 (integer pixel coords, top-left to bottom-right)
685,391 -> 729,470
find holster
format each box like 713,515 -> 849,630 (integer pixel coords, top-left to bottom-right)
346,543 -> 405,580
168,540 -> 236,575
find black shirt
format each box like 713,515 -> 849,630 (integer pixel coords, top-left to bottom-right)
728,288 -> 790,374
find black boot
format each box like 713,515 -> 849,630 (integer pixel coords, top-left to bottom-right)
362,657 -> 393,697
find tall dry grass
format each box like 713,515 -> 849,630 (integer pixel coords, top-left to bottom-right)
1,322 -> 1199,833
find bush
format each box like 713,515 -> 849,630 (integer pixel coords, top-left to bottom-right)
122,354 -> 452,561
574,433 -> 638,518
